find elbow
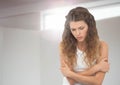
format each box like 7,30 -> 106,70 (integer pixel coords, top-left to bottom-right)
95,81 -> 102,85
93,77 -> 103,85
92,81 -> 102,85
86,77 -> 102,85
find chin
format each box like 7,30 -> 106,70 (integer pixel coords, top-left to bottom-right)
77,39 -> 84,42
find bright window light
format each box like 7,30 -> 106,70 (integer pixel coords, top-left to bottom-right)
40,7 -> 70,31
43,13 -> 65,30
40,2 -> 120,30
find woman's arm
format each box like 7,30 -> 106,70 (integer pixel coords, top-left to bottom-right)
61,41 -> 109,85
59,43 -> 76,85
77,57 -> 109,76
61,57 -> 109,85
66,70 -> 106,85
66,57 -> 109,85
77,41 -> 109,76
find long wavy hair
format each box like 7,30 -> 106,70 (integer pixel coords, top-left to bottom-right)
61,7 -> 101,68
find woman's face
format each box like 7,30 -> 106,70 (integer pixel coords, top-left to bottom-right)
70,20 -> 88,43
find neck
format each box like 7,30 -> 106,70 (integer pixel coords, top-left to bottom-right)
77,41 -> 86,51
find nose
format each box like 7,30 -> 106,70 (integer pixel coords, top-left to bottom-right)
76,29 -> 81,36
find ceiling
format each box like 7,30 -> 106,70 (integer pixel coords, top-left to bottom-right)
0,0 -> 119,30
0,0 -> 99,19
0,0 -> 95,10
0,0 -> 42,9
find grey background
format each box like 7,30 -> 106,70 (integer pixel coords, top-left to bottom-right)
0,0 -> 120,85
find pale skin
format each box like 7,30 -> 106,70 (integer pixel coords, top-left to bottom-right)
59,20 -> 109,85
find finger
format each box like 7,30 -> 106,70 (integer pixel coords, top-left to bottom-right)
62,60 -> 68,66
102,57 -> 108,62
63,60 -> 67,65
61,60 -> 66,67
64,62 -> 68,67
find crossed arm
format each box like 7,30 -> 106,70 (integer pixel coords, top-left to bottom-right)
62,57 -> 109,85
59,41 -> 109,85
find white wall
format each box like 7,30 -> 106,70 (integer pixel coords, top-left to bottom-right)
0,27 -> 62,85
1,28 -> 41,85
39,30 -> 62,85
0,1 -> 119,85
97,17 -> 120,85
0,27 -> 3,85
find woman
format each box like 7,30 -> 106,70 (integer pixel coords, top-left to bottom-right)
59,7 -> 109,85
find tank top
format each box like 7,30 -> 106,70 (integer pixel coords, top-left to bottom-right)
62,48 -> 88,85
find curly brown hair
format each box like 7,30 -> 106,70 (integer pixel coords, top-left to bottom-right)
60,7 -> 101,68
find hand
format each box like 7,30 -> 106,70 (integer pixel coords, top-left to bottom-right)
60,60 -> 72,77
97,57 -> 110,72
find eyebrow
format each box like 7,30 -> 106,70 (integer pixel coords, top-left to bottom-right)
71,26 -> 84,29
78,26 -> 84,29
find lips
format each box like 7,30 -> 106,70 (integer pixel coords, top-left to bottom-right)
77,36 -> 82,40
77,36 -> 82,38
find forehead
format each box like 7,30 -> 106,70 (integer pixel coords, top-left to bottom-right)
70,20 -> 87,28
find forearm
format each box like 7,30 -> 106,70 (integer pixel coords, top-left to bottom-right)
68,71 -> 100,85
66,65 -> 100,85
66,64 -> 100,84
78,64 -> 100,76
66,77 -> 76,85
66,69 -> 78,85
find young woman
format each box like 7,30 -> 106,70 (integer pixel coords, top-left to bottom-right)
59,7 -> 109,85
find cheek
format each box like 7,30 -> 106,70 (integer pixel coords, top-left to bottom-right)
71,31 -> 76,37
83,29 -> 88,37
71,31 -> 75,36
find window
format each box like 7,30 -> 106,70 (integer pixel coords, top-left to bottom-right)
40,2 -> 120,30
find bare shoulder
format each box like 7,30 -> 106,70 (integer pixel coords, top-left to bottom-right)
100,40 -> 108,53
98,40 -> 109,62
100,40 -> 108,48
59,42 -> 67,65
